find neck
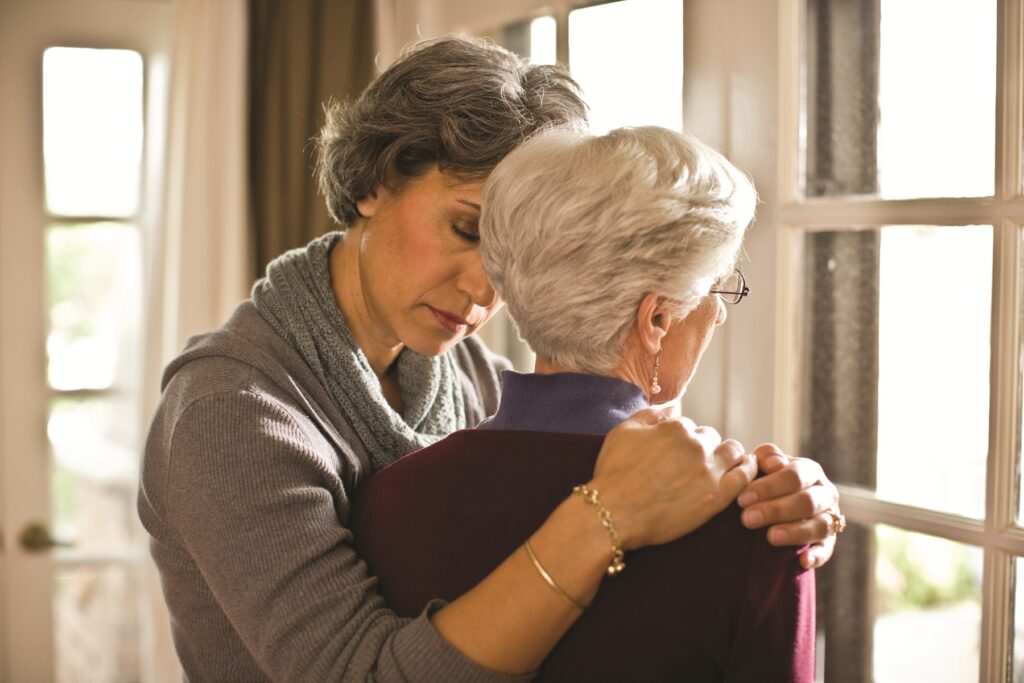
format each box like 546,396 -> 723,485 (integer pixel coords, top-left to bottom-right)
534,353 -> 652,401
331,225 -> 404,379
532,357 -> 577,375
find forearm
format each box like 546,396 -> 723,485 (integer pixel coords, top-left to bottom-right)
433,494 -> 613,674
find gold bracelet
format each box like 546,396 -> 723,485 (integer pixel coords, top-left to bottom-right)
523,539 -> 589,610
572,484 -> 626,576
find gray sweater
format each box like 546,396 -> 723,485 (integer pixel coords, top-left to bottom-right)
138,301 -> 522,682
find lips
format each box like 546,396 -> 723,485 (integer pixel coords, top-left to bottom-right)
428,306 -> 470,334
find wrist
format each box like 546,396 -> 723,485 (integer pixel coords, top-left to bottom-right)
571,483 -> 626,576
584,477 -> 644,550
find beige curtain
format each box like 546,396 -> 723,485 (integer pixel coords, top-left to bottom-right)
249,0 -> 376,274
140,2 -> 252,680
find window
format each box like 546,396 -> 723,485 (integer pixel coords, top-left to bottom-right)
42,46 -> 147,683
779,0 -> 1024,680
492,0 -> 683,134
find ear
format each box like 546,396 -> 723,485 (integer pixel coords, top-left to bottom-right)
635,292 -> 673,356
355,190 -> 380,219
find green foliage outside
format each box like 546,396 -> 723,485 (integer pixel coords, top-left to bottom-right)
875,525 -> 977,614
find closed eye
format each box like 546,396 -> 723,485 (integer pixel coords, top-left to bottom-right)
451,223 -> 480,243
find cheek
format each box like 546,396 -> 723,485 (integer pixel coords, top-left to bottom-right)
381,218 -> 452,299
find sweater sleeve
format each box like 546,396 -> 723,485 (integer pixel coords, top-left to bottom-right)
724,540 -> 816,683
163,388 -> 532,683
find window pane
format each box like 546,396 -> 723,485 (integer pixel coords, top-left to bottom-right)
804,0 -> 995,199
816,521 -> 982,681
877,226 -> 991,516
801,226 -> 991,518
497,16 -> 555,65
43,47 -> 143,217
55,564 -> 140,683
46,223 -> 142,391
873,525 -> 982,682
49,397 -> 140,550
569,0 -> 682,133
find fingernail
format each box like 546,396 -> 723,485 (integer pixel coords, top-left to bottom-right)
743,510 -> 764,527
738,491 -> 757,507
766,454 -> 786,468
769,529 -> 788,544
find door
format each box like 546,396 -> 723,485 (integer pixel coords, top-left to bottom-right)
0,1 -> 172,680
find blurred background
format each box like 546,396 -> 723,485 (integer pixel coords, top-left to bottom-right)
0,0 -> 1021,680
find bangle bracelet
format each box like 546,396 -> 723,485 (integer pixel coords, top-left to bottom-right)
572,484 -> 626,576
523,539 -> 589,610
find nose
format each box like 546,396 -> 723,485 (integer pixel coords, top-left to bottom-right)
459,253 -> 498,309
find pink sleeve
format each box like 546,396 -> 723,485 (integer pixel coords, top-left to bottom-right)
725,539 -> 816,683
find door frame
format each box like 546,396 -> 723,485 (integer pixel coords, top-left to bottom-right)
0,2 -> 173,679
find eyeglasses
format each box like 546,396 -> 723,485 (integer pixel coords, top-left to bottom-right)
710,269 -> 750,304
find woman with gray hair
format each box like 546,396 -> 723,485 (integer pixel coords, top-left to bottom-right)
353,126 -> 815,681
140,35 -> 834,682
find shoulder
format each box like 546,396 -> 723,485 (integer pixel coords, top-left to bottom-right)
450,336 -> 512,424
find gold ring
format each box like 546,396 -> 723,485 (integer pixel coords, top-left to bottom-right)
825,508 -> 846,535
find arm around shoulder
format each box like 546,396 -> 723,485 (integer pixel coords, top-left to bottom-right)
144,385 -> 527,683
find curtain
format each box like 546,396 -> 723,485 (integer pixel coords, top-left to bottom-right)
248,0 -> 376,275
140,1 -> 252,680
801,1 -> 881,681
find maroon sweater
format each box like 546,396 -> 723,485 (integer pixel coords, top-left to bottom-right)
351,373 -> 815,682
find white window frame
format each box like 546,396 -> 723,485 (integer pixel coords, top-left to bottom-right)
773,0 -> 1024,679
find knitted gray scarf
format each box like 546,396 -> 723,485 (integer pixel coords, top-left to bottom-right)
251,232 -> 466,472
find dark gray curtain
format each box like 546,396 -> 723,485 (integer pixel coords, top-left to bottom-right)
802,1 -> 881,681
249,0 -> 376,277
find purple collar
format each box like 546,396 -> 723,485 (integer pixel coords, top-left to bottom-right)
477,371 -> 649,436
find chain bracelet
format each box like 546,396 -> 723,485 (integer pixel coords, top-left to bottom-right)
572,484 -> 626,576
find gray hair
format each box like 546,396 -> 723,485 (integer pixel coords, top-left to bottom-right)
315,35 -> 588,226
480,126 -> 757,374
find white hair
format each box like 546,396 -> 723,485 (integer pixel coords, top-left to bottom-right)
480,126 -> 757,374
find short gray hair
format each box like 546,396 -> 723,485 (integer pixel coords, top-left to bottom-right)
315,35 -> 588,226
480,126 -> 757,374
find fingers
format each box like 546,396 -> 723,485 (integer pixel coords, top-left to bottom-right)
751,443 -> 790,473
692,424 -> 723,452
712,438 -> 746,469
799,535 -> 837,570
718,453 -> 759,502
738,456 -> 830,509
764,510 -> 840,547
740,480 -> 838,530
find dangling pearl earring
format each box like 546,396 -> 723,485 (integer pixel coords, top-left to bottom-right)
650,353 -> 661,397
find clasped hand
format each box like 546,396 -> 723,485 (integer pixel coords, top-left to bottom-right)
591,408 -> 839,570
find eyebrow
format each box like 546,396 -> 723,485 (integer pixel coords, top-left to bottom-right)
456,199 -> 481,211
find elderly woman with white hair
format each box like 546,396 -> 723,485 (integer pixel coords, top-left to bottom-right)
352,125 -> 816,682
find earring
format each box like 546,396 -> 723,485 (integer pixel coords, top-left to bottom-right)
650,353 -> 661,397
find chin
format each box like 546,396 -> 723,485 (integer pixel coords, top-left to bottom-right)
404,329 -> 466,358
